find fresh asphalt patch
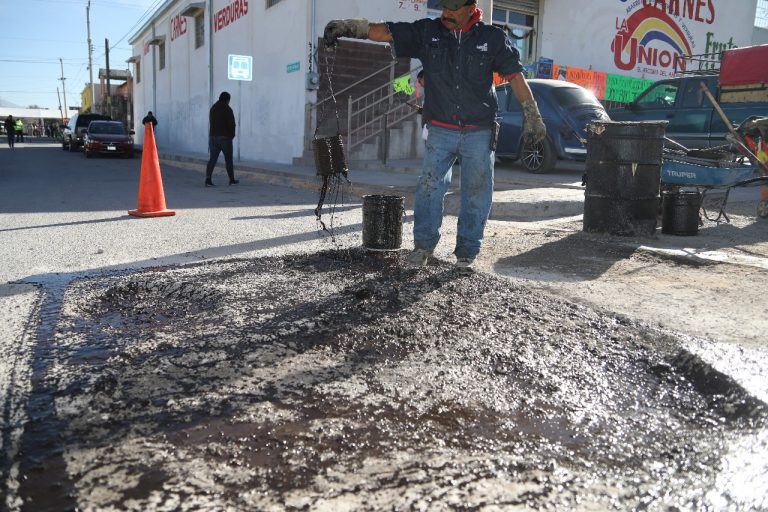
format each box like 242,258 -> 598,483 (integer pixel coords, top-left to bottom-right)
7,249 -> 767,511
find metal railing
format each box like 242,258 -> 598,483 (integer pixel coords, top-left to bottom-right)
306,61 -> 423,159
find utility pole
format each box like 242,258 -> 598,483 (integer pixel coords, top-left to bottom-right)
105,38 -> 112,118
59,58 -> 68,119
86,0 -> 95,112
56,87 -> 63,120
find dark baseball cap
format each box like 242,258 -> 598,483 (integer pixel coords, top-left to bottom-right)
439,0 -> 476,9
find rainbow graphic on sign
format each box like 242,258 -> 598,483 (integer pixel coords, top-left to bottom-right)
612,5 -> 693,73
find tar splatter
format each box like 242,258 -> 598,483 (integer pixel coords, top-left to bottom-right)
11,249 -> 768,511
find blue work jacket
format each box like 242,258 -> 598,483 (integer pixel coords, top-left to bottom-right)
387,17 -> 523,128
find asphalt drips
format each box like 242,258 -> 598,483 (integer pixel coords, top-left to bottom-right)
10,249 -> 767,511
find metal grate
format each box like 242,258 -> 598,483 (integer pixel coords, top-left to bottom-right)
493,0 -> 539,16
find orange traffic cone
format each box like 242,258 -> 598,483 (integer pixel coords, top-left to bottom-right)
129,123 -> 176,218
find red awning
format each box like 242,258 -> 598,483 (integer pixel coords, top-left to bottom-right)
720,45 -> 768,86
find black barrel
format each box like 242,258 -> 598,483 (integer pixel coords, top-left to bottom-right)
662,191 -> 701,236
362,195 -> 404,251
584,121 -> 667,236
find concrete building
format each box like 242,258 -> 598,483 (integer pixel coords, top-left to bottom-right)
128,0 -> 759,164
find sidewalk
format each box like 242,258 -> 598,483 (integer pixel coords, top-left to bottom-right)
158,150 -> 588,220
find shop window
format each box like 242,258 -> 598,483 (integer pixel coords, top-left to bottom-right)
266,0 -> 283,7
194,14 -> 204,49
159,42 -> 166,70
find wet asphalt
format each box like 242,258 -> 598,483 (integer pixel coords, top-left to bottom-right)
9,249 -> 767,511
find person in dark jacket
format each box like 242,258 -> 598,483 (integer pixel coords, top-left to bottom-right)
142,111 -> 158,128
205,91 -> 238,186
324,0 -> 546,272
4,115 -> 15,149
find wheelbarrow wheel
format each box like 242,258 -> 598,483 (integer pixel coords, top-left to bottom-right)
758,199 -> 768,219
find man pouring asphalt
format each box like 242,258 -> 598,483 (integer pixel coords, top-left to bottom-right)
324,0 -> 546,272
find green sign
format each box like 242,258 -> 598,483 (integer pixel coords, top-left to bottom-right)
286,61 -> 300,74
605,74 -> 655,103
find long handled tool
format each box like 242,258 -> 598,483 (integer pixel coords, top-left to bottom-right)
699,82 -> 768,173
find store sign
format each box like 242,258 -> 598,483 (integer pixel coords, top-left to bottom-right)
541,0 -> 751,82
228,54 -> 252,81
286,62 -> 300,74
214,0 -> 249,33
170,13 -> 187,41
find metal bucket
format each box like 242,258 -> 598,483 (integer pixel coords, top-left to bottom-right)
662,191 -> 701,236
584,121 -> 667,236
312,135 -> 348,176
362,195 -> 404,251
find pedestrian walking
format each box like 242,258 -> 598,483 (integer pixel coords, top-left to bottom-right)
15,119 -> 24,143
324,0 -> 546,272
4,115 -> 15,149
142,111 -> 158,128
204,91 -> 238,187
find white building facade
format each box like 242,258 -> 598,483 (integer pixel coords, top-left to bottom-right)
129,0 -> 758,164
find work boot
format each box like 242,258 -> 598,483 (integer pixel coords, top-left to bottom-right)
205,180 -> 215,187
229,179 -> 239,185
454,256 -> 476,273
406,248 -> 432,267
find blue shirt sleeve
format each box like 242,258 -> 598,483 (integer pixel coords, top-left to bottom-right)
386,19 -> 430,61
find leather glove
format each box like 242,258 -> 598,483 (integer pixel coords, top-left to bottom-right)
522,99 -> 547,145
323,19 -> 370,47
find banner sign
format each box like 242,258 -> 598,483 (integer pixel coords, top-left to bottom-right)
604,74 -> 655,103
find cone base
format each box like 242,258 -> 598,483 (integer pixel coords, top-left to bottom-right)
128,209 -> 176,218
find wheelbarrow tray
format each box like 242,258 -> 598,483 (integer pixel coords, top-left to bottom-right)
662,159 -> 758,187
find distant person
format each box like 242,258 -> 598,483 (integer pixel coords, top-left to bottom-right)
142,111 -> 158,128
4,115 -> 15,149
15,119 -> 24,142
204,91 -> 238,187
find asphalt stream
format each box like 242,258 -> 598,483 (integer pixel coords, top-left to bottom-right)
7,249 -> 768,511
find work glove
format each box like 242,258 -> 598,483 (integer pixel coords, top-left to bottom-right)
522,99 -> 547,145
323,19 -> 370,48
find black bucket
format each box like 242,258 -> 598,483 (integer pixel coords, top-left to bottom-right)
362,195 -> 404,251
313,135 -> 348,176
312,137 -> 334,176
584,121 -> 667,236
662,191 -> 701,236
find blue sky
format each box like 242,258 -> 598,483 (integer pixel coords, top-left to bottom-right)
0,0 -> 159,111
1,0 -> 766,112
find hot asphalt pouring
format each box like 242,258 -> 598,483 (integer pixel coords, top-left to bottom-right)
6,249 -> 767,511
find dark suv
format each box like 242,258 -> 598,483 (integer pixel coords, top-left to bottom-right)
62,113 -> 111,152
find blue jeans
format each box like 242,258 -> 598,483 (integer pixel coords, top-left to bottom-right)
205,136 -> 235,181
414,125 -> 494,260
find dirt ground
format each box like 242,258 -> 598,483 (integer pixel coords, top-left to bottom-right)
474,203 -> 768,353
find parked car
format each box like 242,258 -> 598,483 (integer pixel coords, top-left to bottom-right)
62,113 -> 111,152
496,79 -> 610,173
607,74 -> 768,149
83,121 -> 134,158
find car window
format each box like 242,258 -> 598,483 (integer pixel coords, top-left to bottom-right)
679,79 -> 714,108
635,82 -> 679,108
89,123 -> 106,134
551,87 -> 602,109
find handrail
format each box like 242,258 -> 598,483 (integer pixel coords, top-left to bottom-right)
314,61 -> 397,109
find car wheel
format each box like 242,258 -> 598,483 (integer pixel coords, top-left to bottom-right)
85,150 -> 93,158
62,140 -> 68,151
520,137 -> 557,174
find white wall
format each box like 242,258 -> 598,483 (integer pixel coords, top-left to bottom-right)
540,0 -> 758,80
754,27 -> 768,45
129,0 -> 495,163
